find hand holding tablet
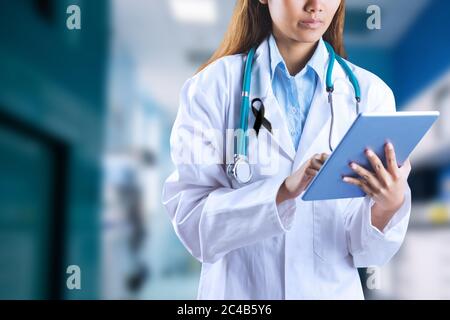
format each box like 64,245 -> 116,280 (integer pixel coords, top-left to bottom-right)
302,111 -> 440,201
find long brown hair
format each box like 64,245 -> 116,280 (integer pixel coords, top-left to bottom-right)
198,0 -> 346,73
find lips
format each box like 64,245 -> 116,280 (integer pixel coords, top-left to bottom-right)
299,18 -> 324,29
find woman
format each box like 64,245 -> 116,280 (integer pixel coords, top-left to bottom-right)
162,0 -> 412,299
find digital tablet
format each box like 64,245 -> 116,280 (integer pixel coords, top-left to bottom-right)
301,111 -> 440,201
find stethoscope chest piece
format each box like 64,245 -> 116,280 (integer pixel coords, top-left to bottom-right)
227,155 -> 252,185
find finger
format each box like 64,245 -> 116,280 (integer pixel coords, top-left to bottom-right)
303,175 -> 315,189
320,153 -> 330,162
312,153 -> 326,164
349,162 -> 382,192
342,176 -> 376,197
385,142 -> 400,180
365,148 -> 390,186
299,157 -> 314,171
360,180 -> 376,197
305,168 -> 318,177
310,158 -> 323,170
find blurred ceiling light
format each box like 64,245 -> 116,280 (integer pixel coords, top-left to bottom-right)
169,0 -> 217,24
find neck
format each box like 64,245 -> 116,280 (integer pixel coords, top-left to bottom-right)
272,29 -> 319,76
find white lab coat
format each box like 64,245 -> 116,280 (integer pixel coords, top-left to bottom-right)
162,37 -> 411,299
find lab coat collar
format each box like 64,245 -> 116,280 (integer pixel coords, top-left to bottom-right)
268,34 -> 327,84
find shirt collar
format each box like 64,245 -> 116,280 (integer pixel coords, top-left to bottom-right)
268,33 -> 327,83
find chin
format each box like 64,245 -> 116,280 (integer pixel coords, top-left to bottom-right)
291,30 -> 323,43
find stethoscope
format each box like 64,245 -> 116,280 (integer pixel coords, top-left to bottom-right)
227,41 -> 361,185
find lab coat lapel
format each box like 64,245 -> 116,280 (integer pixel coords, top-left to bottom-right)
249,38 -> 296,161
293,78 -> 330,171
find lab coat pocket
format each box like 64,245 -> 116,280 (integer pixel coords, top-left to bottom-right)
313,199 -> 351,263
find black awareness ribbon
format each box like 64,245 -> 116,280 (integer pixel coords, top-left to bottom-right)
251,98 -> 272,136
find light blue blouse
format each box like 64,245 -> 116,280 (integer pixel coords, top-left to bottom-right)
268,34 -> 327,151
